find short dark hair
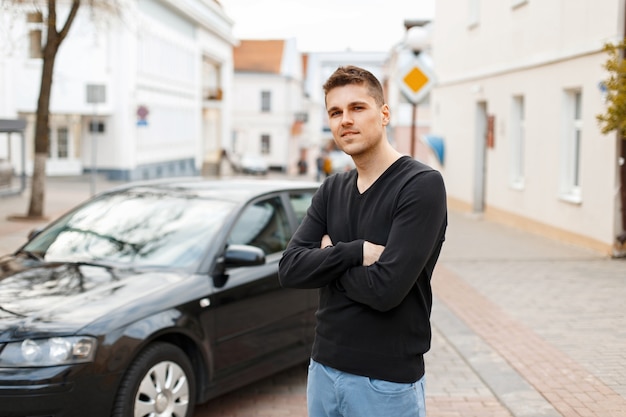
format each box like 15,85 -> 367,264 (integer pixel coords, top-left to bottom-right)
323,65 -> 385,107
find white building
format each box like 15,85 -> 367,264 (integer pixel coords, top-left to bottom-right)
0,0 -> 235,181
431,0 -> 625,255
231,38 -> 307,174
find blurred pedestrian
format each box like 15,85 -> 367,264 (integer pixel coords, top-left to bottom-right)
279,65 -> 447,417
322,153 -> 332,177
297,158 -> 308,175
315,153 -> 324,181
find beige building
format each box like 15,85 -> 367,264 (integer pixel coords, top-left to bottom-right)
431,0 -> 625,256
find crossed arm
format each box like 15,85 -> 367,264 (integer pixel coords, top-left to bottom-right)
279,171 -> 447,312
321,234 -> 384,267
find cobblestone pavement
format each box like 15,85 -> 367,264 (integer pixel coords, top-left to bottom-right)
1,175 -> 625,417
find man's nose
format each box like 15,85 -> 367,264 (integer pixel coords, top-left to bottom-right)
341,112 -> 353,125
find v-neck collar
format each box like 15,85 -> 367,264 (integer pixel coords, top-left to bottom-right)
354,156 -> 409,196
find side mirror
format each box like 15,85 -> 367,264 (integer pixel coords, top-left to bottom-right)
224,244 -> 266,267
27,227 -> 44,241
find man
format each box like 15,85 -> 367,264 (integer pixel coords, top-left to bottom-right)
278,65 -> 447,417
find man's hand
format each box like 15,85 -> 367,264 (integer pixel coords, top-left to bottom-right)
321,236 -> 384,266
363,241 -> 384,266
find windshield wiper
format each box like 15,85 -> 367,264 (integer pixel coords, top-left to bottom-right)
16,249 -> 45,262
0,305 -> 27,318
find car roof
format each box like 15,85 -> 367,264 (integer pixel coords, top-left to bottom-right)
102,177 -> 320,203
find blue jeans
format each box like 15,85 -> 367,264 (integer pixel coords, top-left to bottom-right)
307,359 -> 426,417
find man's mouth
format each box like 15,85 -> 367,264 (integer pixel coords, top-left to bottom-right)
341,130 -> 358,137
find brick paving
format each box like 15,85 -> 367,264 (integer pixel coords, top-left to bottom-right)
1,175 -> 625,417
434,267 -> 626,417
194,364 -> 308,417
425,327 -> 514,417
435,211 -> 626,417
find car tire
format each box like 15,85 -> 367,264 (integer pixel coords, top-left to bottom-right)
112,342 -> 196,417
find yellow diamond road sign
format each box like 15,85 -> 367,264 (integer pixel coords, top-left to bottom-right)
403,67 -> 429,94
399,55 -> 436,104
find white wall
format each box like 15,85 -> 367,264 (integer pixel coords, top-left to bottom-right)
432,0 -> 622,252
434,0 -> 621,83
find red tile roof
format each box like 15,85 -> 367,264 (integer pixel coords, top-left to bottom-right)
234,40 -> 284,73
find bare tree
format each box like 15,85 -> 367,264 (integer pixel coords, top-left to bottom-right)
28,0 -> 81,218
5,0 -> 122,218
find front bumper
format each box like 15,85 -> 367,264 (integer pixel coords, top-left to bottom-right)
0,365 -> 118,417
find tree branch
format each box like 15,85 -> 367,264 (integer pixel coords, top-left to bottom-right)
57,0 -> 81,44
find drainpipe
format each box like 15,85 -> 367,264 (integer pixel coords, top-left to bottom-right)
618,0 -> 626,244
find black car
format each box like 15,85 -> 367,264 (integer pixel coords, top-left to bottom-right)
0,178 -> 319,417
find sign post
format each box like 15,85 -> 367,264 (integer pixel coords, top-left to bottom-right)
398,54 -> 436,157
86,84 -> 106,196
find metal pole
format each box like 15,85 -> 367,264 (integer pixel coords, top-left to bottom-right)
91,105 -> 97,196
410,102 -> 418,158
86,84 -> 105,196
20,131 -> 26,193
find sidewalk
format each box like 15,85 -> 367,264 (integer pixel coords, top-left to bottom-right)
429,212 -> 626,417
1,175 -> 625,417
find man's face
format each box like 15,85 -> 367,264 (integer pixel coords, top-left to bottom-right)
325,84 -> 389,158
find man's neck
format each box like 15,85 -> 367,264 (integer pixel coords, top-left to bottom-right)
354,144 -> 403,193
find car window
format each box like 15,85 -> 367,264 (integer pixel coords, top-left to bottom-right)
288,192 -> 315,224
227,197 -> 291,254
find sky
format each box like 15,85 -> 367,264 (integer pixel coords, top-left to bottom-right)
219,0 -> 435,53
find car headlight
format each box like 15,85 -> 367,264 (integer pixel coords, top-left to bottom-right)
0,336 -> 97,367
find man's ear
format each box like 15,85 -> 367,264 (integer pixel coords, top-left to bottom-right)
381,104 -> 391,126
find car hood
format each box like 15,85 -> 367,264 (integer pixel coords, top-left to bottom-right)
0,255 -> 190,340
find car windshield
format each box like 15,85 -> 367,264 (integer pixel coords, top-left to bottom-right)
22,189 -> 235,268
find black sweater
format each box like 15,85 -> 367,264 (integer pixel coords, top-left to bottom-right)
278,156 -> 447,383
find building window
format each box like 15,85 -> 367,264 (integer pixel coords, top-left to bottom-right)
47,126 -> 70,159
202,57 -> 222,100
510,96 -> 525,189
261,91 -> 271,112
89,120 -> 105,133
261,134 -> 270,154
57,127 -> 69,158
560,90 -> 582,203
27,11 -> 43,59
468,0 -> 480,28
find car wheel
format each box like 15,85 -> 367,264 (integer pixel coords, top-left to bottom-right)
112,342 -> 196,417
